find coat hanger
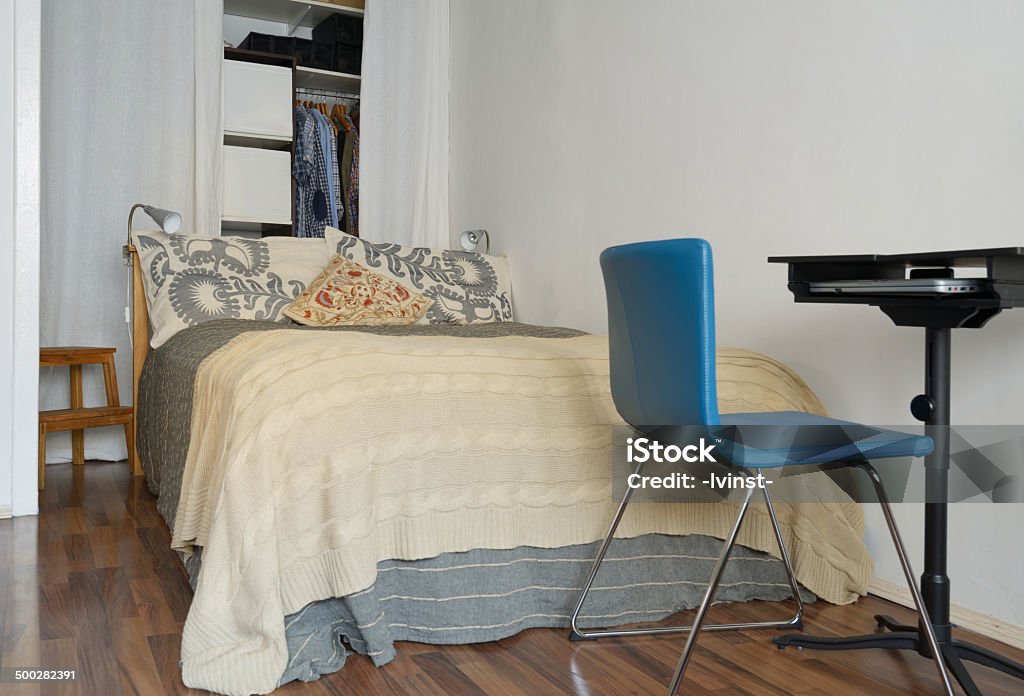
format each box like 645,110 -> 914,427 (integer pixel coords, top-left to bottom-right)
331,102 -> 349,132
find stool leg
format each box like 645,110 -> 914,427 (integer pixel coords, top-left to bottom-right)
69,364 -> 84,465
102,354 -> 120,406
38,423 -> 46,490
103,354 -> 138,473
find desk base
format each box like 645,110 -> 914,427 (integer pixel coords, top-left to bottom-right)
774,616 -> 1024,696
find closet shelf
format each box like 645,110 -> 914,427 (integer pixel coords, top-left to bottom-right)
295,66 -> 361,93
224,0 -> 363,33
222,217 -> 294,234
224,131 -> 293,149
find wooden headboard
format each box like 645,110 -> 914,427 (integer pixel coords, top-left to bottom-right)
127,245 -> 149,470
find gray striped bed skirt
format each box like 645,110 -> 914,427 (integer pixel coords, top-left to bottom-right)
188,533 -> 813,687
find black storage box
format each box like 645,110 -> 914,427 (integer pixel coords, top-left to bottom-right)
238,32 -> 332,70
331,43 -> 362,74
313,14 -> 364,46
294,40 -> 334,70
238,32 -> 295,56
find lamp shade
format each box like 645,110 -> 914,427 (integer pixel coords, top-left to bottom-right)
460,229 -> 490,254
142,205 -> 182,233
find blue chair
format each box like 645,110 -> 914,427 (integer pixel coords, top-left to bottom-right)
569,239 -> 955,696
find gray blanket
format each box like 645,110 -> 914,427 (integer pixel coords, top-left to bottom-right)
138,319 -> 811,687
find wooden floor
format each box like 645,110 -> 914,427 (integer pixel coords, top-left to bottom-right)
2,461 -> 1023,695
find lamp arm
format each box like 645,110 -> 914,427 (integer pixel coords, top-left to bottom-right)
127,203 -> 146,240
123,204 -> 148,350
125,203 -> 146,264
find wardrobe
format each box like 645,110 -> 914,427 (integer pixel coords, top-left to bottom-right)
221,0 -> 364,238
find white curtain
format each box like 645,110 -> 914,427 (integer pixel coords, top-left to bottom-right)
361,0 -> 450,247
39,0 -> 222,462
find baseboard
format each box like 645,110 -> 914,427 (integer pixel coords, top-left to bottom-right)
0,504 -> 11,519
868,577 -> 1024,651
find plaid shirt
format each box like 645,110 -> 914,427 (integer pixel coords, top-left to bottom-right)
311,109 -> 342,230
293,107 -> 343,238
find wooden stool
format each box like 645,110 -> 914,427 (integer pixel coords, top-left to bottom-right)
38,347 -> 138,490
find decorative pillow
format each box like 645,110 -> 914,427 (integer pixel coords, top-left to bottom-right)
283,255 -> 433,326
324,227 -> 514,325
132,231 -> 331,347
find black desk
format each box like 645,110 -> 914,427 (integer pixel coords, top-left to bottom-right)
768,248 -> 1024,696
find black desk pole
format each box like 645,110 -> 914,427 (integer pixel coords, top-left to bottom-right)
923,326 -> 952,646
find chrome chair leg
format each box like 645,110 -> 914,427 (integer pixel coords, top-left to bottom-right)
667,486 -> 758,695
570,468 -> 804,641
568,460 -> 642,640
762,482 -> 805,629
857,462 -> 956,696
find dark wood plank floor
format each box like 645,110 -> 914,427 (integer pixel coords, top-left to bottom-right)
2,461 -> 1022,695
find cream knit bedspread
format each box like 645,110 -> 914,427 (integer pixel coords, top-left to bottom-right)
173,330 -> 870,695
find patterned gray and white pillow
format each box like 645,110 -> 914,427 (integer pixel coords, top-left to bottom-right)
132,231 -> 331,347
324,227 -> 514,325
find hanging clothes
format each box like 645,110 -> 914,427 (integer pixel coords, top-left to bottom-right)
336,104 -> 360,236
330,104 -> 349,231
293,105 -> 343,238
310,108 -> 342,230
332,104 -> 354,234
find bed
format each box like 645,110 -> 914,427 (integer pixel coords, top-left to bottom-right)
125,240 -> 873,696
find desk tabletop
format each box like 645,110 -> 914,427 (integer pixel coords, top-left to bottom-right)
769,247 -> 1024,327
769,247 -> 1024,267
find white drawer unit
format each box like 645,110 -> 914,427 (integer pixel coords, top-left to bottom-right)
222,146 -> 292,226
223,59 -> 293,140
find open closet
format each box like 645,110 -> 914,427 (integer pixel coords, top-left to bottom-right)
221,0 -> 364,238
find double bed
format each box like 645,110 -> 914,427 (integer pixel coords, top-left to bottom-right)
126,238 -> 872,695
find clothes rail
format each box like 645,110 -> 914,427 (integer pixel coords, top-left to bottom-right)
295,86 -> 360,101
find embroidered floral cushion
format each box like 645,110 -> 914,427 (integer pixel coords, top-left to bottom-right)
283,255 -> 432,326
325,227 -> 514,325
132,231 -> 331,347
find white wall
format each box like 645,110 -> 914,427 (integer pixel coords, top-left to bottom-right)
450,0 -> 1024,624
0,0 -> 15,518
1,0 -> 41,518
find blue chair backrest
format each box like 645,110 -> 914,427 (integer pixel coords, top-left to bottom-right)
599,239 -> 720,428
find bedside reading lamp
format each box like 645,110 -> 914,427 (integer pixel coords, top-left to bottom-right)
123,203 -> 182,262
128,203 -> 182,238
460,229 -> 490,254
123,203 -> 182,348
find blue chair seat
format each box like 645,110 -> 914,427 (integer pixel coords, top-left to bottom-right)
713,411 -> 933,468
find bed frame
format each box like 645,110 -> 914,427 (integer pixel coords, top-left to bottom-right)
127,245 -> 149,475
